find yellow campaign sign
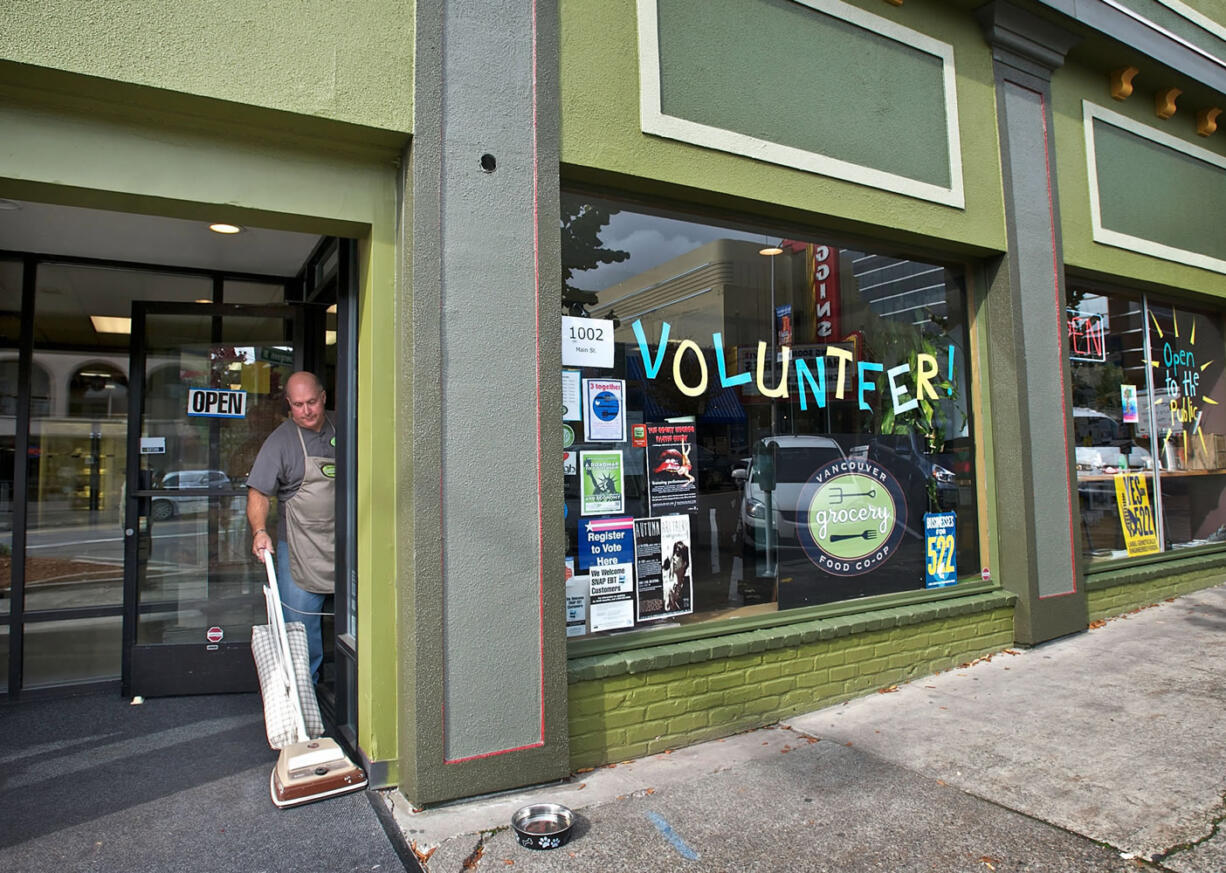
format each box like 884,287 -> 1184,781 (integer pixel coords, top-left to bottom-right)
1114,473 -> 1159,556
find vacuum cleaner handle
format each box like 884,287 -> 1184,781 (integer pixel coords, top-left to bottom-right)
263,549 -> 310,744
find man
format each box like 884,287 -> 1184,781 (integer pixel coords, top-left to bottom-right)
248,371 -> 336,683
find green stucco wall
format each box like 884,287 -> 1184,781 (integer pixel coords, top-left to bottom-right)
560,0 -> 1007,254
567,592 -> 1015,769
0,0 -> 414,134
1053,59 -> 1226,299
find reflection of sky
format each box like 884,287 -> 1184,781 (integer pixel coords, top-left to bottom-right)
570,209 -> 765,292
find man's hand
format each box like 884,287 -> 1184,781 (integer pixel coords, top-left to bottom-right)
252,529 -> 274,559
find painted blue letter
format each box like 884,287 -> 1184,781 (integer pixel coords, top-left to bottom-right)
633,319 -> 670,379
714,332 -> 751,387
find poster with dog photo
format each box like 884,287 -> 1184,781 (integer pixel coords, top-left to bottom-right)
633,514 -> 692,621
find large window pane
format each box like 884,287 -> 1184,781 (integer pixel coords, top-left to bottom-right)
1148,301 -> 1226,550
24,265 -> 212,611
1068,288 -> 1155,559
561,196 -> 979,640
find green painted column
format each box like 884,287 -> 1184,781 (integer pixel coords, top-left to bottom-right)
401,0 -> 568,805
978,2 -> 1089,644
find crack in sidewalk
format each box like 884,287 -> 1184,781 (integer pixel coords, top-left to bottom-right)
1149,790 -> 1226,867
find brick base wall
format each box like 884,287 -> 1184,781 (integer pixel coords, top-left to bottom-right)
567,595 -> 1014,770
1088,567 -> 1226,622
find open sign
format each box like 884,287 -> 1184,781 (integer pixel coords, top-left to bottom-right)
186,388 -> 248,419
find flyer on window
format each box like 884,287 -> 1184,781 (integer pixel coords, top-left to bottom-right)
646,421 -> 698,514
565,574 -> 588,637
633,514 -> 692,622
580,450 -> 625,515
583,378 -> 626,442
587,563 -> 634,632
562,369 -> 582,422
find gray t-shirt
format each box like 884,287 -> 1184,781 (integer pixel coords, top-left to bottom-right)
247,417 -> 337,541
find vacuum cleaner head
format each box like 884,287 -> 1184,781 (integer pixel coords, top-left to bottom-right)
271,737 -> 368,809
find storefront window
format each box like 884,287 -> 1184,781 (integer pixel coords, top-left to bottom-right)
1069,287 -> 1226,560
561,195 -> 979,640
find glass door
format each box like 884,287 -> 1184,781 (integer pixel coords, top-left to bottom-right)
123,303 -> 299,696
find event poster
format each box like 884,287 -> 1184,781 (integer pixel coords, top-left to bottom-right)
588,564 -> 634,633
1114,472 -> 1160,556
633,514 -> 692,622
646,421 -> 698,514
580,451 -> 625,515
583,378 -> 626,442
565,574 -> 588,637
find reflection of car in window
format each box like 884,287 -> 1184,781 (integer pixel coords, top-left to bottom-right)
1073,407 -> 1152,471
152,469 -> 237,521
733,435 -> 846,554
862,432 -> 959,518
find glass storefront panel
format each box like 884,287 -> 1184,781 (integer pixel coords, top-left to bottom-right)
1067,289 -> 1155,559
23,615 -> 122,687
22,266 -> 213,613
1069,286 -> 1226,560
1,259 -> 19,612
561,195 -> 979,639
135,309 -> 294,646
1147,301 -> 1226,550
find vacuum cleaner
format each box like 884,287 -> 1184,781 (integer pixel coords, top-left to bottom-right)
256,550 -> 367,809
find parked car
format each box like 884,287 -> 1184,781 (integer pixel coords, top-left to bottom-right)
151,469 -> 241,520
732,434 -> 846,558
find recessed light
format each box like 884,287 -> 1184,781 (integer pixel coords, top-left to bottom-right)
90,315 -> 132,335
0,199 -> 21,211
209,223 -> 243,234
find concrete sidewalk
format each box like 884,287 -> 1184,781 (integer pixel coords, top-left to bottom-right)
385,583 -> 1226,872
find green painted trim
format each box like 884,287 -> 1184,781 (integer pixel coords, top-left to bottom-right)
568,579 -> 1001,659
560,0 -> 1007,253
567,590 -> 1015,682
1053,61 -> 1226,300
645,0 -> 960,203
1086,103 -> 1226,273
356,211 -> 403,780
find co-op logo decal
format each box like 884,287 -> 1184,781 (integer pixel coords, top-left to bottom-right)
797,457 -> 906,576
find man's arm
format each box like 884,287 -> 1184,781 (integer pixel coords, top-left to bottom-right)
248,488 -> 273,558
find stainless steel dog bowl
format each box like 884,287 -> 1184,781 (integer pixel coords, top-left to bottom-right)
511,803 -> 575,850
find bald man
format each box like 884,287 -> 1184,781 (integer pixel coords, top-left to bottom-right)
248,371 -> 337,683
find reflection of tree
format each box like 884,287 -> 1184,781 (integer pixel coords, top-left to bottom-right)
1071,360 -> 1124,412
561,200 -> 629,317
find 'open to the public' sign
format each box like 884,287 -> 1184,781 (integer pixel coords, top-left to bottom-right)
186,388 -> 248,419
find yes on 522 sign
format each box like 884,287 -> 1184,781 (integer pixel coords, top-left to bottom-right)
924,512 -> 957,588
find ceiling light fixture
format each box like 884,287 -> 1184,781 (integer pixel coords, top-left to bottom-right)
758,243 -> 784,256
208,222 -> 243,234
0,199 -> 21,211
90,315 -> 132,335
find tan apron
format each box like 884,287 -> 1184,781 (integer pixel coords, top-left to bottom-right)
285,423 -> 336,594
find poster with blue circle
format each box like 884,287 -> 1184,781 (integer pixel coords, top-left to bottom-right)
583,378 -> 626,442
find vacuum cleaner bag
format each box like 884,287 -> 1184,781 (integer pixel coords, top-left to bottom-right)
252,620 -> 324,749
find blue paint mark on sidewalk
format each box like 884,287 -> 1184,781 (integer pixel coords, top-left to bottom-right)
645,811 -> 700,861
